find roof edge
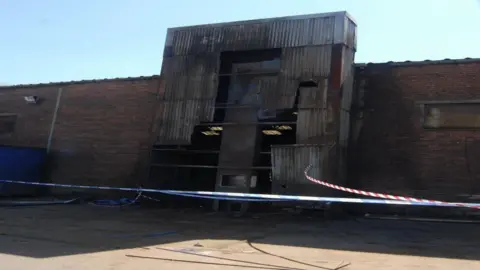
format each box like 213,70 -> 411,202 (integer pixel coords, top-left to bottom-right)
0,75 -> 160,90
167,11 -> 350,31
355,57 -> 480,68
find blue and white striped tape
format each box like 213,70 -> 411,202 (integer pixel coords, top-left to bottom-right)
1,179 -> 479,208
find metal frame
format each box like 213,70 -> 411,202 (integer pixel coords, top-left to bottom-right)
152,148 -> 271,155
150,164 -> 271,170
196,121 -> 297,126
218,71 -> 279,77
418,100 -> 480,131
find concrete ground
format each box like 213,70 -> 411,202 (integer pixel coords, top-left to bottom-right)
0,204 -> 479,270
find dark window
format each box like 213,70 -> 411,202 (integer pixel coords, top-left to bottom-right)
220,175 -> 247,187
422,102 -> 480,129
0,114 -> 17,135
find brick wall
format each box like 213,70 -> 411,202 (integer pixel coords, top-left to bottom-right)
0,76 -> 162,194
351,60 -> 480,200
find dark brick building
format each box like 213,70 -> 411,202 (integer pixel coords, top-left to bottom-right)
351,58 -> 480,201
0,76 -> 162,194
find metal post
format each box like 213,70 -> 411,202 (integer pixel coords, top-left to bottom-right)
46,88 -> 63,154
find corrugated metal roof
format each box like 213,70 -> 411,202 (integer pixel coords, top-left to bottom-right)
0,75 -> 160,90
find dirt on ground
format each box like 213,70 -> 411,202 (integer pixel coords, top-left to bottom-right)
0,204 -> 479,270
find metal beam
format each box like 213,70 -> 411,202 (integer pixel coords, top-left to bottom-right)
150,164 -> 271,170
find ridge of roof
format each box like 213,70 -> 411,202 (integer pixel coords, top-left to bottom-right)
355,57 -> 480,68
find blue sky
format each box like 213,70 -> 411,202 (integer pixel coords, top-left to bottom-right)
1,0 -> 479,85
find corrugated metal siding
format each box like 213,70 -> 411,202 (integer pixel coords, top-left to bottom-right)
310,16 -> 336,46
268,16 -> 336,48
157,100 -> 195,144
157,98 -> 217,145
341,47 -> 355,85
275,76 -> 299,109
157,12 -> 357,145
339,85 -> 353,147
254,76 -> 286,109
161,54 -> 218,78
274,46 -> 332,110
346,18 -> 357,49
158,53 -> 219,144
281,46 -> 332,80
162,74 -> 218,101
296,79 -> 329,143
167,13 -> 347,56
223,23 -> 270,52
271,145 -> 328,188
339,48 -> 355,147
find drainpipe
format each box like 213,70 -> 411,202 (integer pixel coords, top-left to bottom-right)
46,88 -> 63,154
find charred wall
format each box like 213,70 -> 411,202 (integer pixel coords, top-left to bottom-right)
157,12 -> 357,146
350,60 -> 480,201
154,12 -> 358,201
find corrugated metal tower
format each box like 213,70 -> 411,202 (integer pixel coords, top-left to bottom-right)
151,11 -> 357,212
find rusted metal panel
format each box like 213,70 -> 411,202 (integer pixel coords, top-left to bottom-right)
281,46 -> 332,80
296,79 -> 329,144
271,144 -> 331,196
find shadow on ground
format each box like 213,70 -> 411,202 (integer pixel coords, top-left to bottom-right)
0,203 -> 478,262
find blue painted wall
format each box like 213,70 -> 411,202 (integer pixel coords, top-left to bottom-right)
0,146 -> 47,196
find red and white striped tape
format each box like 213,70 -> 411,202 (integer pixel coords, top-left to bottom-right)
304,165 -> 480,210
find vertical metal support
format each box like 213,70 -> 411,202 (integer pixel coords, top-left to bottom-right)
46,88 -> 63,154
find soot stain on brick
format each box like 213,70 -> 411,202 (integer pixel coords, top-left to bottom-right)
352,64 -> 421,194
